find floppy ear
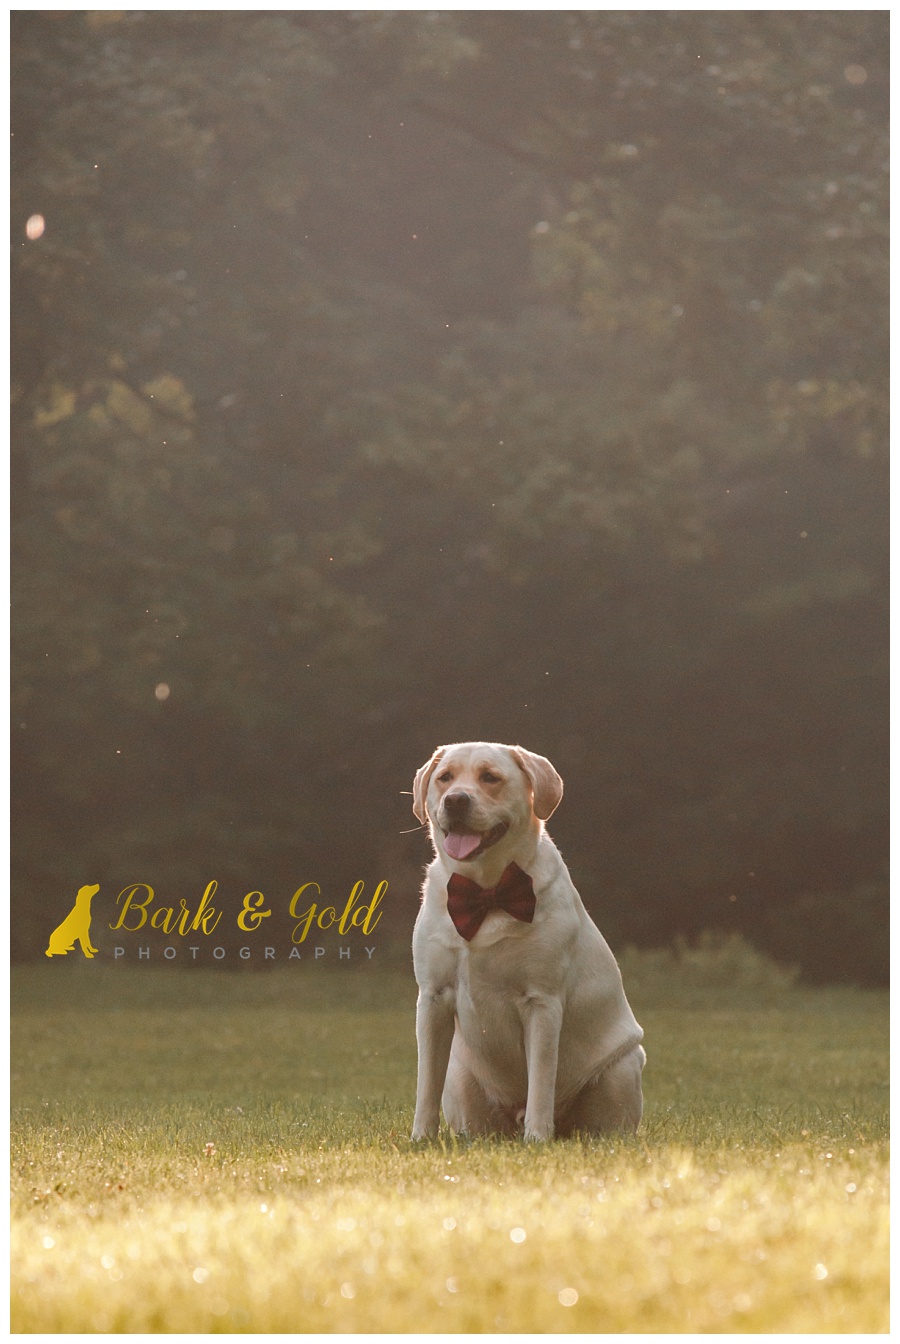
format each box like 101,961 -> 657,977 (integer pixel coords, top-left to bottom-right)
510,746 -> 564,821
412,747 -> 446,824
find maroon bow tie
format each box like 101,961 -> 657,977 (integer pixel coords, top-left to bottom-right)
446,862 -> 536,941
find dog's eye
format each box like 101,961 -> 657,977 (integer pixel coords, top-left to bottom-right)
436,771 -> 453,783
481,771 -> 502,784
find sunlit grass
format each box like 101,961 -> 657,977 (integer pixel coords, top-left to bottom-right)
11,952 -> 889,1333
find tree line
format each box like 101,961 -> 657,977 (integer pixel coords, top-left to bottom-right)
12,12 -> 887,980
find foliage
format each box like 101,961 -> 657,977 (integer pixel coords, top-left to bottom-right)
11,12 -> 887,979
11,965 -> 889,1332
617,930 -> 800,1004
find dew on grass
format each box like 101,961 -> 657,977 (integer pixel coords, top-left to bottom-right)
510,1227 -> 526,1242
559,1287 -> 579,1306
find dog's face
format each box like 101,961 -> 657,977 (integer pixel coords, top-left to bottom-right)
413,742 -> 563,866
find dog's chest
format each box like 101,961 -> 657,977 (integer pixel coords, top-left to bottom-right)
454,927 -> 548,1042
464,906 -> 532,949
455,966 -> 529,1079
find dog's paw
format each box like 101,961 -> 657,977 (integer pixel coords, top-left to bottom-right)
523,1124 -> 554,1142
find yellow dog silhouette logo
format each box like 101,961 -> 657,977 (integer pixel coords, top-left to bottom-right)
45,884 -> 100,958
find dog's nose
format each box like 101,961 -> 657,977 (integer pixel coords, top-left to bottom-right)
443,791 -> 472,817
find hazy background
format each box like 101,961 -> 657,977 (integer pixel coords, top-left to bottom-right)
11,11 -> 887,981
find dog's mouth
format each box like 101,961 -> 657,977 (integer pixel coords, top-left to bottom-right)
442,822 -> 509,862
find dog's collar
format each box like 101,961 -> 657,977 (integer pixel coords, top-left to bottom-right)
446,862 -> 536,941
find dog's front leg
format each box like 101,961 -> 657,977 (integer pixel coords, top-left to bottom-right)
411,985 -> 455,1139
520,993 -> 563,1141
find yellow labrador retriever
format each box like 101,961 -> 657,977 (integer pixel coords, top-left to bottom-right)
411,742 -> 644,1141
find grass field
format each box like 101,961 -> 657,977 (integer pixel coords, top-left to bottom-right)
11,939 -> 889,1333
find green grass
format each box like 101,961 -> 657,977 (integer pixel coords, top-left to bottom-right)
11,944 -> 889,1333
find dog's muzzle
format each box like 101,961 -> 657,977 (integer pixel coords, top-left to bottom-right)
439,793 -> 510,861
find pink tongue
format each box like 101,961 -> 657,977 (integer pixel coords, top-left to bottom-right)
444,831 -> 482,860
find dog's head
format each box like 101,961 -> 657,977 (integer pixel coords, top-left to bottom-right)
412,741 -> 563,868
76,883 -> 100,908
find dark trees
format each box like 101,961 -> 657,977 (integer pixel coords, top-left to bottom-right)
12,12 -> 887,980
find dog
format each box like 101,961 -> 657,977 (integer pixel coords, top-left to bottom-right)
45,884 -> 100,958
410,742 -> 644,1141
